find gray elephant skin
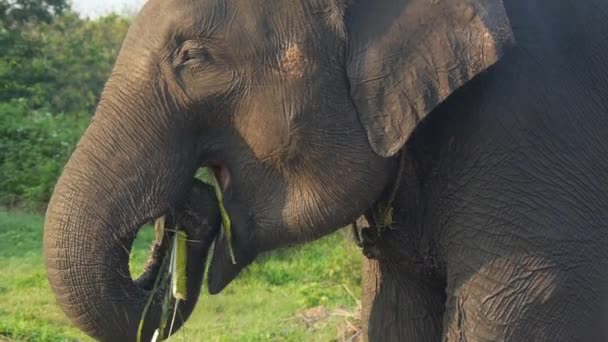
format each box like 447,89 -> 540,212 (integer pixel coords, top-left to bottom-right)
43,0 -> 608,341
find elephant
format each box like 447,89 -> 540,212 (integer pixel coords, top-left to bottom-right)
43,0 -> 608,341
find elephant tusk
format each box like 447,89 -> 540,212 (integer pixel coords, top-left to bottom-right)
154,216 -> 165,244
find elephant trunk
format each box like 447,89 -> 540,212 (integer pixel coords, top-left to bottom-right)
43,94 -> 218,341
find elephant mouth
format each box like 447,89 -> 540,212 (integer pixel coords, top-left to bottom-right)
134,166 -> 225,284
128,179 -> 225,339
134,163 -> 235,295
132,214 -> 176,292
196,162 -> 258,294
208,163 -> 232,191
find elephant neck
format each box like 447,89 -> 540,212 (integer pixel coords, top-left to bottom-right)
357,151 -> 407,242
378,150 -> 407,214
360,149 -> 445,282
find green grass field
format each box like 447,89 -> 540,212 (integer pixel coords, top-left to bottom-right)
0,210 -> 363,341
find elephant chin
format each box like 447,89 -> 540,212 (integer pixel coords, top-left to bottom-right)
204,190 -> 259,294
207,232 -> 255,294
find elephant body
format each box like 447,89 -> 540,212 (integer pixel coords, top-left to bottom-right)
362,12 -> 608,337
43,0 -> 608,341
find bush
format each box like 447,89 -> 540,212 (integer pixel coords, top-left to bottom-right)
0,100 -> 88,207
0,12 -> 130,115
0,2 -> 130,208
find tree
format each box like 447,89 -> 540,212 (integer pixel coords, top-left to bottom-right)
0,1 -> 131,206
0,0 -> 69,107
0,0 -> 68,28
1,2 -> 130,115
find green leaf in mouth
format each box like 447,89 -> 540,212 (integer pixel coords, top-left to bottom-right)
195,167 -> 237,265
137,166 -> 237,342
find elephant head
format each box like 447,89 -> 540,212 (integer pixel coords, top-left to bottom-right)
44,0 -> 512,340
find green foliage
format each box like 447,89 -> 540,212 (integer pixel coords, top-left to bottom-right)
0,210 -> 363,341
0,100 -> 88,206
1,0 -> 69,28
0,0 -> 131,207
0,10 -> 130,114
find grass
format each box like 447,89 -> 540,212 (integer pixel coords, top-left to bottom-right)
0,210 -> 363,341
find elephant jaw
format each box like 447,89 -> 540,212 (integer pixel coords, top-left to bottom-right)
207,232 -> 253,294
205,198 -> 257,294
135,161 -> 256,297
193,162 -> 258,294
145,163 -> 255,296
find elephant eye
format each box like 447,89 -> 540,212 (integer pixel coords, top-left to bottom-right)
183,48 -> 213,64
176,40 -> 214,66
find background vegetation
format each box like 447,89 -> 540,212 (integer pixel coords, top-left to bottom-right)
1,0 -> 130,207
0,1 -> 363,340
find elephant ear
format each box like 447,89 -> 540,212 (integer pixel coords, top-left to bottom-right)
346,0 -> 514,157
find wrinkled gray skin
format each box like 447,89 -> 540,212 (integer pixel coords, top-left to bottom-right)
44,0 -> 608,341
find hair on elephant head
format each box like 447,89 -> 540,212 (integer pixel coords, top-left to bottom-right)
43,0 -> 513,340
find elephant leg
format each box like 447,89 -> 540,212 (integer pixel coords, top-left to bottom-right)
442,245 -> 606,342
361,258 -> 445,342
